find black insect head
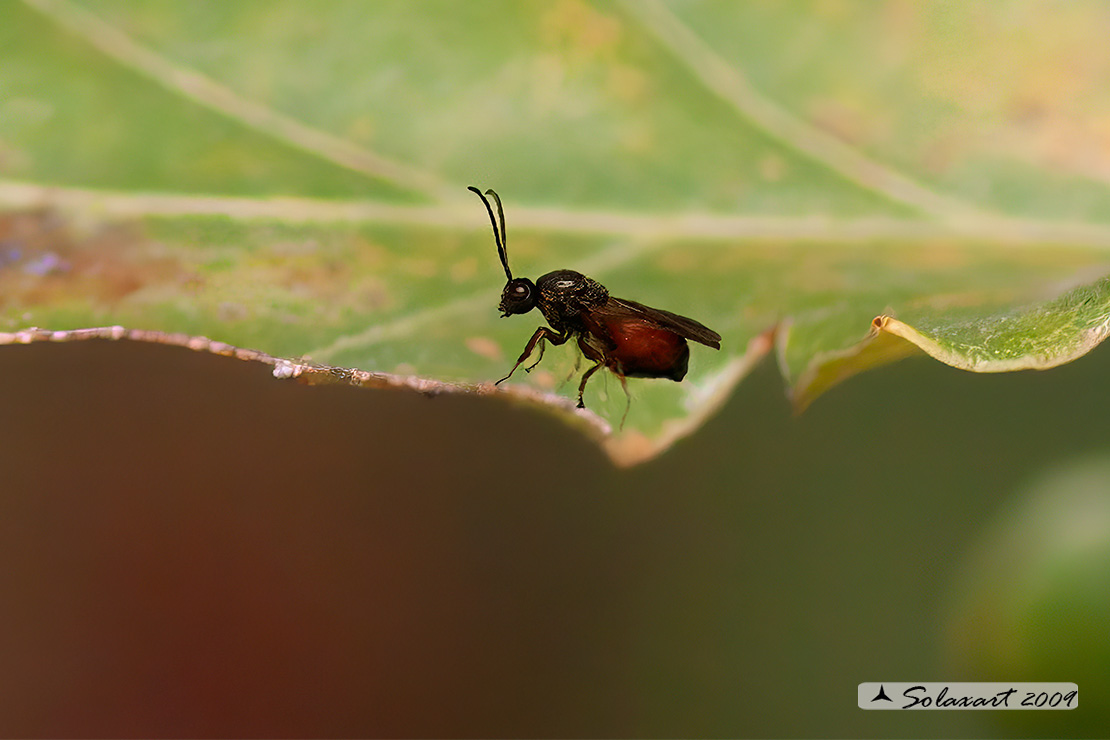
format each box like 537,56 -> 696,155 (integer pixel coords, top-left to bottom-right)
468,186 -> 537,317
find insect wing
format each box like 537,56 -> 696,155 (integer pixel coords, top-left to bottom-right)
606,297 -> 721,349
580,306 -> 691,380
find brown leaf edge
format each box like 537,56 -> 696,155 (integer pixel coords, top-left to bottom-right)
0,325 -> 775,467
787,310 -> 1110,413
784,316 -> 922,413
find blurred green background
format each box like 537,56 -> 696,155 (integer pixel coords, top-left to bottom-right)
1,0 -> 1108,736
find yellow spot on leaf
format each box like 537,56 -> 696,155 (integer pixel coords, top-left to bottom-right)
465,336 -> 503,361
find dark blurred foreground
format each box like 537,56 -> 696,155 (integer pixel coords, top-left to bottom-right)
0,338 -> 1106,737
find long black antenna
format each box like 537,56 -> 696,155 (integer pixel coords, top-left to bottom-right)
468,186 -> 512,281
485,189 -> 507,261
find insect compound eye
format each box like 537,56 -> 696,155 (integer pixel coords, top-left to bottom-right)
499,278 -> 537,316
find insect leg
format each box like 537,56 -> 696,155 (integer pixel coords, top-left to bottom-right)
497,326 -> 569,384
524,341 -> 547,372
576,360 -> 605,409
559,350 -> 582,387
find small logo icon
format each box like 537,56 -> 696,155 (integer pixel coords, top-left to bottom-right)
871,685 -> 893,703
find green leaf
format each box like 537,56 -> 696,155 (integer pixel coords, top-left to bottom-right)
3,0 -> 1110,463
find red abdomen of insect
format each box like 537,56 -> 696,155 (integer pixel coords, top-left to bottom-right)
599,317 -> 691,381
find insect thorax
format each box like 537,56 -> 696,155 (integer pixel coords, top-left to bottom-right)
536,269 -> 609,331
